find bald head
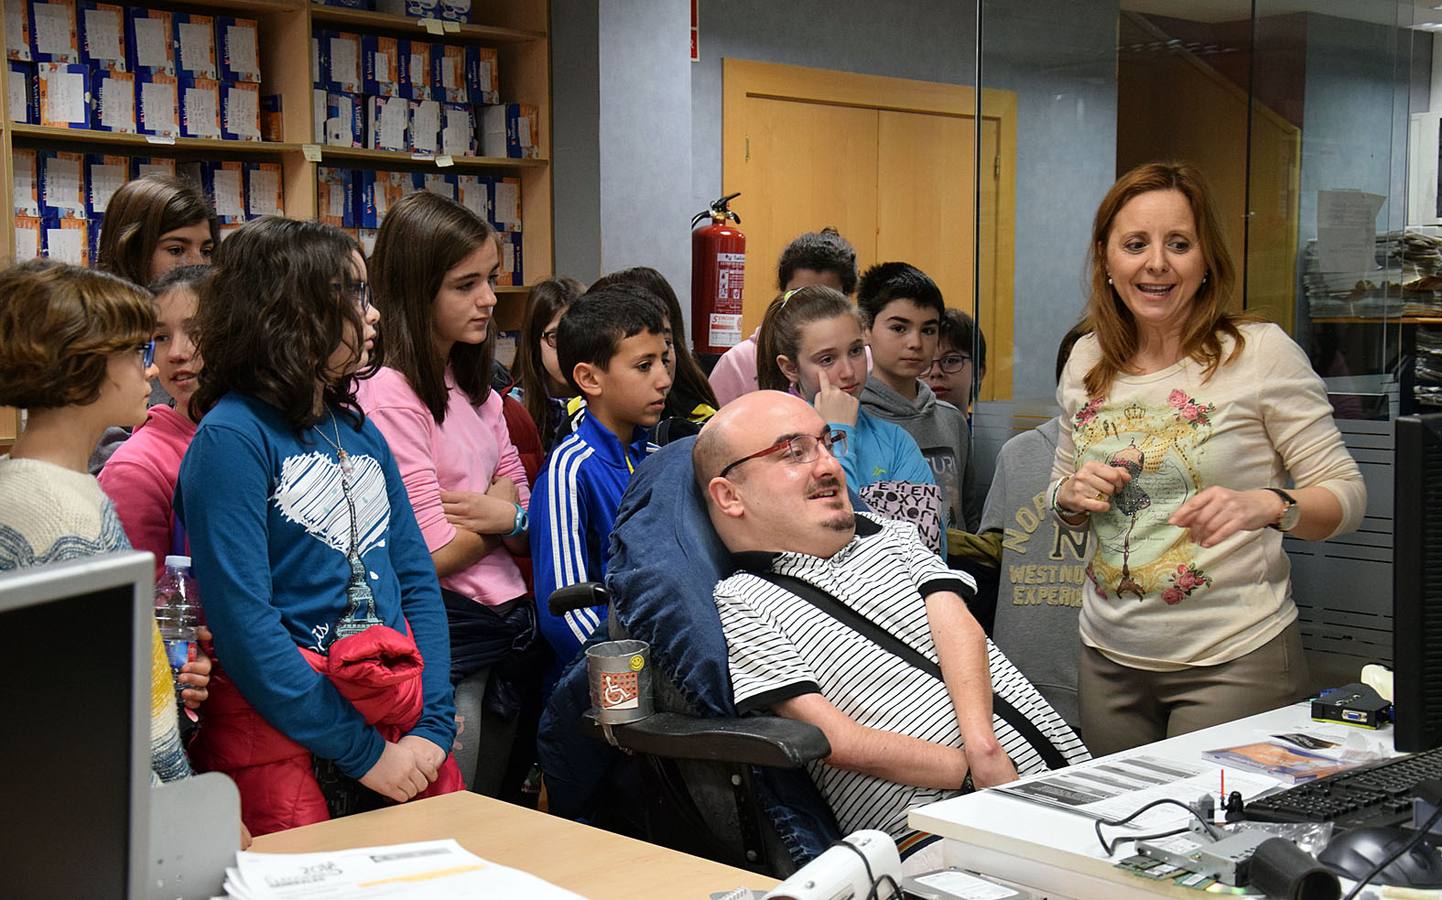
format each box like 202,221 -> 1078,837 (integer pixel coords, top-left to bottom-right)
693,391 -> 823,491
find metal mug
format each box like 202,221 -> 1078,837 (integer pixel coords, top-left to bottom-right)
585,639 -> 653,725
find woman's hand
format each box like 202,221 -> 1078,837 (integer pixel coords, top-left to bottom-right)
440,489 -> 517,536
812,369 -> 858,428
486,475 -> 519,506
1058,460 -> 1131,515
179,625 -> 213,710
964,736 -> 1019,789
1169,487 -> 1283,549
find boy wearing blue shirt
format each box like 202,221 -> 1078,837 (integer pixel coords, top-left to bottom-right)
530,285 -> 672,679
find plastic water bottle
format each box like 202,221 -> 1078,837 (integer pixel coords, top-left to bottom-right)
154,555 -> 199,694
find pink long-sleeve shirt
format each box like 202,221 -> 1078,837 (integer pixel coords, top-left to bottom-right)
97,404 -> 196,580
358,366 -> 530,606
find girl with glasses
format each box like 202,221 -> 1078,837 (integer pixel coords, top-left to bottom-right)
515,278 -> 584,454
0,259 -> 197,788
175,217 -> 462,836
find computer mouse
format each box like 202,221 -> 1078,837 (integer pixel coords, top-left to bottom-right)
1317,826 -> 1442,888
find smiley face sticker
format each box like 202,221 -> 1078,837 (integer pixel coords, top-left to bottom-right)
628,654 -> 645,671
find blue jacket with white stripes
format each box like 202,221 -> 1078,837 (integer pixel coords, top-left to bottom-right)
529,409 -> 656,690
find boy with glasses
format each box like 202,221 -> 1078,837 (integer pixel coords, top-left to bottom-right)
925,309 -> 987,416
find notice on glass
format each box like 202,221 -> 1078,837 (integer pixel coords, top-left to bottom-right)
1316,189 -> 1385,274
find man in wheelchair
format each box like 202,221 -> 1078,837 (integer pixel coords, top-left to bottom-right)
692,391 -> 1088,863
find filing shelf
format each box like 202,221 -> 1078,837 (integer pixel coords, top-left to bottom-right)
0,0 -> 553,449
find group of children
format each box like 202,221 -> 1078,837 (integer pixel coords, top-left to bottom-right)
0,174 -> 1078,841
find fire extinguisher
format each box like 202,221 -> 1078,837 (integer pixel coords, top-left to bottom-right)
691,192 -> 746,356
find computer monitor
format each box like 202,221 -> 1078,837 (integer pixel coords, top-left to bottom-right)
0,552 -> 155,899
1393,413 -> 1442,753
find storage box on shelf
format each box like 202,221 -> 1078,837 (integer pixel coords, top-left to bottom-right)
0,0 -> 552,450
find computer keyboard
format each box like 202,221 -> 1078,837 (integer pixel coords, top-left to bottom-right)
1245,746 -> 1442,830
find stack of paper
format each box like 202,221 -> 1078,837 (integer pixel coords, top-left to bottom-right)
224,839 -> 583,899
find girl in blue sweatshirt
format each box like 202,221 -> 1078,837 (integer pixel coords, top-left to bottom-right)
756,285 -> 937,502
175,218 -> 458,835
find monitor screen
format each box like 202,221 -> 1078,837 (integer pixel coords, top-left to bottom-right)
1394,414 -> 1442,752
0,553 -> 154,899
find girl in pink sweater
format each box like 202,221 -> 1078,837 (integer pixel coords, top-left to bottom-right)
355,191 -> 536,797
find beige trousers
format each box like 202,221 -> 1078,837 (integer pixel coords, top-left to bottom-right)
1079,620 -> 1310,757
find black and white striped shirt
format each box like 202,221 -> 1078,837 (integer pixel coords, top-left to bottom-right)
714,512 -> 1088,839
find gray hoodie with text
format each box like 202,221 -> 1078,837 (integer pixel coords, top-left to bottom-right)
860,377 -> 982,532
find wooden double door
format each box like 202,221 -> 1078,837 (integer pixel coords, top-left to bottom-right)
723,59 -> 1016,399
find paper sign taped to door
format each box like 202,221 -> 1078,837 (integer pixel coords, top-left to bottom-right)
1316,189 -> 1385,275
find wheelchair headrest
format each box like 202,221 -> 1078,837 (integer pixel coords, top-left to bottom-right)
606,437 -> 736,715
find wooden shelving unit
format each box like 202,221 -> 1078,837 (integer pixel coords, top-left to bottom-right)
0,0 -> 553,447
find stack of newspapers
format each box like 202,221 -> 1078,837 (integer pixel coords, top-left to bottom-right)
223,839 -> 583,899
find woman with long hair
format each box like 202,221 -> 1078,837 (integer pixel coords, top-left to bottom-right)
356,191 -> 538,796
176,217 -> 461,835
1051,162 -> 1366,754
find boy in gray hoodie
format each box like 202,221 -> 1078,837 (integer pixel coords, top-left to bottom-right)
977,325 -> 1092,731
857,263 -> 983,534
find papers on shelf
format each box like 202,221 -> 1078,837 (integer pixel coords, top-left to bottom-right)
222,839 -> 583,899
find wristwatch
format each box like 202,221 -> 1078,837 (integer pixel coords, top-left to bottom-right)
506,503 -> 528,538
1265,488 -> 1300,532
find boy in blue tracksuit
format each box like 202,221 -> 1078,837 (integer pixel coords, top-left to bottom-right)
530,284 -> 672,687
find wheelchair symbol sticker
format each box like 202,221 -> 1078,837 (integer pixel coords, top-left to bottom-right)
600,671 -> 639,709
628,654 -> 645,671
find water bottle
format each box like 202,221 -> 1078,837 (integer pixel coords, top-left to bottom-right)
154,555 -> 199,695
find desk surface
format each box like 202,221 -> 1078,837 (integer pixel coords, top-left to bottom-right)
251,792 -> 779,899
910,703 -> 1396,899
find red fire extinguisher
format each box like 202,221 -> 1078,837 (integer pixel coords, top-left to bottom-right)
691,192 -> 746,356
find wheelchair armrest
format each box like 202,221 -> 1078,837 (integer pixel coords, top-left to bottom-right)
548,581 -> 609,616
582,710 -> 830,769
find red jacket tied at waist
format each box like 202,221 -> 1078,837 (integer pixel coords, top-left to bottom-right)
191,624 -> 462,837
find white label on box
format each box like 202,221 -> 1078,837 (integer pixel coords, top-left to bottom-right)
517,115 -> 532,148
409,51 -> 425,86
14,156 -> 37,214
15,224 -> 39,261
213,167 -> 243,217
8,74 -> 27,121
44,70 -> 86,124
90,163 -> 124,213
141,80 -> 176,132
83,8 -> 121,63
33,3 -> 72,57
378,97 -> 405,149
133,18 -> 167,68
179,22 -> 212,74
412,99 -> 438,152
423,172 -> 450,197
328,182 -> 343,217
458,176 -> 486,219
442,112 -> 470,155
184,83 -> 218,137
136,160 -> 173,178
373,50 -> 388,84
502,239 -> 514,273
226,85 -> 259,137
441,55 -> 457,89
100,77 -> 134,128
250,168 -> 280,215
46,224 -> 82,262
476,60 -> 493,92
329,36 -> 357,88
226,24 -> 259,77
6,2 -> 27,58
493,180 -> 519,226
45,156 -> 81,211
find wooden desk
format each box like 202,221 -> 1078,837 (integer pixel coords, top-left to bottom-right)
251,792 -> 780,898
